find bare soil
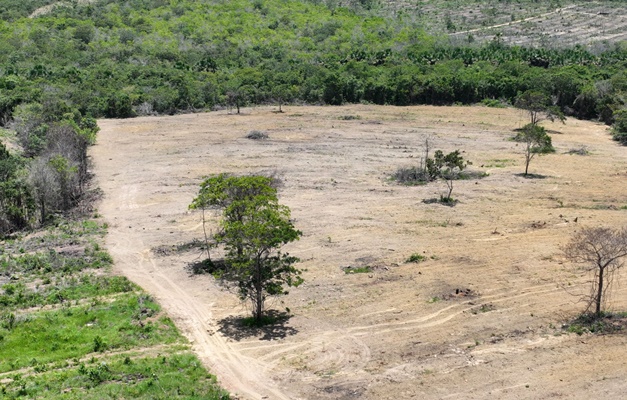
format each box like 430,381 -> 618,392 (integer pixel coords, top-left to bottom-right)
92,105 -> 627,400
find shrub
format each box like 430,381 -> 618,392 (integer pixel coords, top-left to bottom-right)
393,166 -> 430,185
406,253 -> 426,263
612,109 -> 627,145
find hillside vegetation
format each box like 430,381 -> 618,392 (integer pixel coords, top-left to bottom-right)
0,0 -> 626,122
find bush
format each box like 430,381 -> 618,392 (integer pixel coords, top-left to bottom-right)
481,98 -> 506,108
406,253 -> 426,263
612,109 -> 627,145
393,166 -> 430,185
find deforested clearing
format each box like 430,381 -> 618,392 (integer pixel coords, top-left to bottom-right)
92,105 -> 627,400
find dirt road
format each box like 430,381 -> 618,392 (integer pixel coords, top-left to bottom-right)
92,105 -> 627,399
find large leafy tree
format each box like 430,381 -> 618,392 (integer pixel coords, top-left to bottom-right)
190,175 -> 302,323
189,174 -> 278,261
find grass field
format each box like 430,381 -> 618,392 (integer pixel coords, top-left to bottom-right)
0,219 -> 229,399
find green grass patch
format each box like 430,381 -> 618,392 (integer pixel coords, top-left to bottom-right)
343,266 -> 372,274
0,218 -> 228,398
0,294 -> 180,373
0,275 -> 137,311
337,115 -> 362,120
0,353 -> 229,399
564,312 -> 627,335
483,158 -> 515,168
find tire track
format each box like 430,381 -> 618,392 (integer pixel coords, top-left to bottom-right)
347,283 -> 559,336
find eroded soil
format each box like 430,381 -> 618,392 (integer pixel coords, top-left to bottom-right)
92,105 -> 627,399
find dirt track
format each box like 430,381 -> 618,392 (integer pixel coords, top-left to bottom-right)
92,105 -> 627,399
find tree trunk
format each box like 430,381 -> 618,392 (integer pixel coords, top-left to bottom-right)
201,207 -> 211,262
39,197 -> 45,225
254,258 -> 263,323
596,266 -> 604,317
446,180 -> 453,200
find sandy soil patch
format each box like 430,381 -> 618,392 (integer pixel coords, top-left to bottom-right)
92,105 -> 627,399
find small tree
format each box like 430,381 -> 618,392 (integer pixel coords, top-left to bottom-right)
563,227 -> 627,318
271,84 -> 296,113
515,90 -> 565,126
514,123 -> 555,176
426,150 -> 470,202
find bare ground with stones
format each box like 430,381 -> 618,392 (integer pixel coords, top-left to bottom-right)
92,105 -> 627,399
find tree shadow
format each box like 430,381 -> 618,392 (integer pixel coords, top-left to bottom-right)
217,310 -> 298,341
185,258 -> 228,276
422,197 -> 458,207
515,173 -> 548,179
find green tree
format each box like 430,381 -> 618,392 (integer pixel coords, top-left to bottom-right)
426,150 -> 470,202
514,123 -> 555,176
514,90 -> 565,126
563,226 -> 627,318
191,175 -> 301,323
217,192 -> 302,323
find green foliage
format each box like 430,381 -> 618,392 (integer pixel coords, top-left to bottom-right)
514,123 -> 555,176
612,109 -> 627,145
515,90 -> 565,126
565,312 -> 626,335
426,150 -> 471,201
191,175 -> 302,323
0,353 -> 229,399
190,174 -> 278,212
406,253 -> 427,263
0,0 -> 624,131
343,266 -> 372,274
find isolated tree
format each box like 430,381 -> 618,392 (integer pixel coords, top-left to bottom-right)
514,123 -> 554,176
563,226 -> 627,318
515,90 -> 565,126
190,174 -> 300,322
217,192 -> 302,323
426,150 -> 470,202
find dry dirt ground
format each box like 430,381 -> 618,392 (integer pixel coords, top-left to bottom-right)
92,105 -> 627,400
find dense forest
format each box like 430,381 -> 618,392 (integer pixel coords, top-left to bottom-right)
0,0 -> 626,234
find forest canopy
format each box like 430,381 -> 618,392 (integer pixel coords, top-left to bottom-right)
0,0 -> 625,123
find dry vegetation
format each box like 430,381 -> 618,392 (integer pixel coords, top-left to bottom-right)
92,105 -> 627,399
